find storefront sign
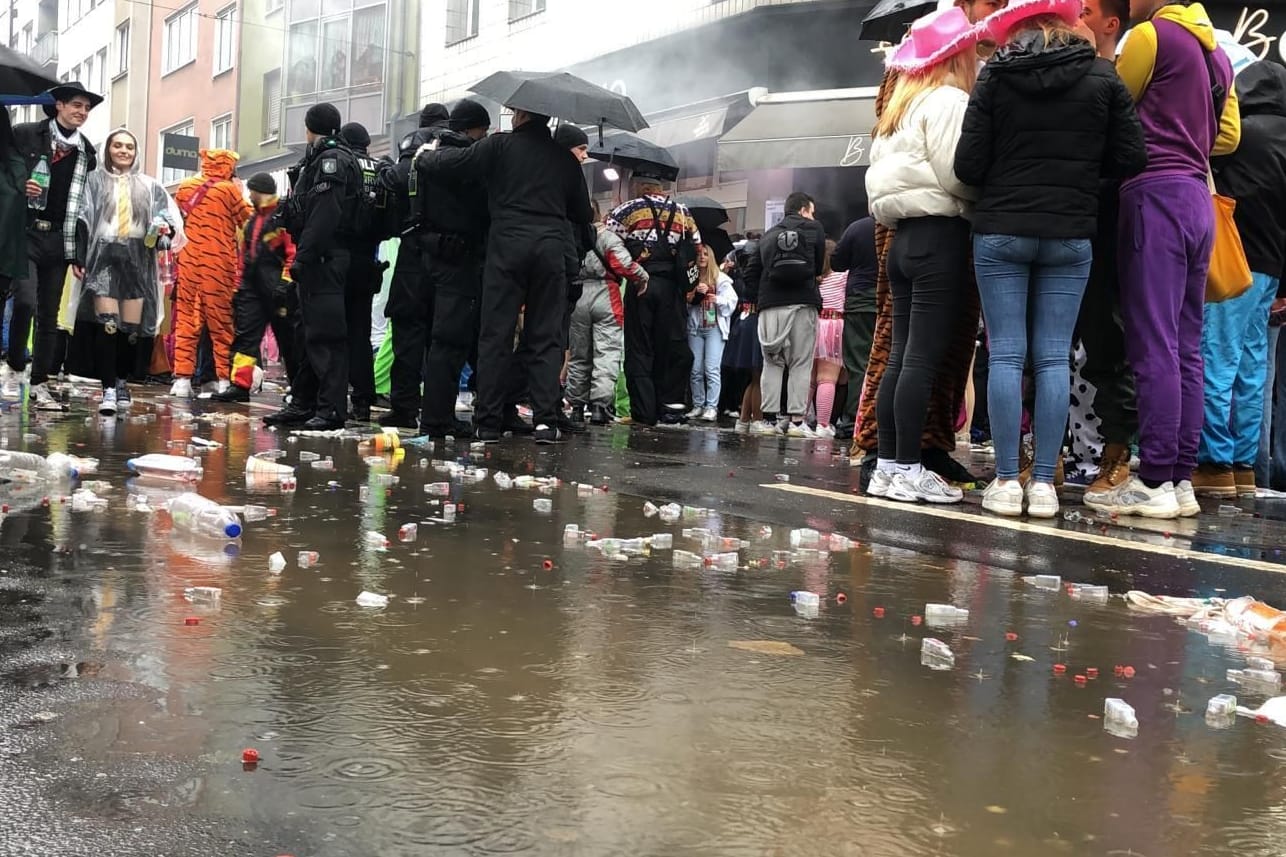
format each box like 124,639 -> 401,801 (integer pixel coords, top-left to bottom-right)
162,134 -> 200,172
764,199 -> 785,229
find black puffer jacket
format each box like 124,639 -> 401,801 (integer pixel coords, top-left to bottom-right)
1213,60 -> 1286,277
954,32 -> 1147,239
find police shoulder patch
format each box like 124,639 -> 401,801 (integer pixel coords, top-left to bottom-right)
322,158 -> 338,175
314,181 -> 332,193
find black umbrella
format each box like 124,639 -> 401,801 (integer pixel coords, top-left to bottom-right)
588,131 -> 679,182
0,45 -> 60,98
677,194 -> 728,225
469,71 -> 648,132
859,0 -> 936,42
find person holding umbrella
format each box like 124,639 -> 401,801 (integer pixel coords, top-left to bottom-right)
416,106 -> 593,444
9,81 -> 101,410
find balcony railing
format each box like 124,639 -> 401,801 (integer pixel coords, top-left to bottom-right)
31,32 -> 57,69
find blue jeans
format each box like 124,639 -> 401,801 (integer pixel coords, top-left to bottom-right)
974,234 -> 1093,482
1199,272 -> 1278,467
687,326 -> 724,408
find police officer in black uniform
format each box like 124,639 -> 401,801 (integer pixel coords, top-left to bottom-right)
266,102 -> 363,430
417,107 -> 592,444
339,121 -> 384,422
417,98 -> 491,438
378,103 -> 450,429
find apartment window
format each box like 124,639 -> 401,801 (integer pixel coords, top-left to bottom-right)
508,0 -> 545,22
287,3 -> 385,96
159,120 -> 196,185
162,4 -> 197,74
211,114 -> 232,150
95,47 -> 106,92
82,53 -> 92,91
266,0 -> 283,12
262,69 -> 281,140
445,0 -> 479,45
213,5 -> 236,75
114,22 -> 129,76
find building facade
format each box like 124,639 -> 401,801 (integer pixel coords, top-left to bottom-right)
2,0 -> 60,126
57,0 -> 113,145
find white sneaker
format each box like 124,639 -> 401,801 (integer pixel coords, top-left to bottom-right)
29,382 -> 65,411
1174,480 -> 1200,518
1101,476 -> 1181,519
215,378 -> 231,395
750,420 -> 781,437
734,419 -> 750,435
867,469 -> 894,498
686,405 -> 704,420
700,407 -> 718,422
894,468 -> 964,504
0,366 -> 23,399
115,380 -> 132,409
98,386 -> 117,415
982,479 -> 1024,516
814,424 -> 836,439
786,421 -> 817,439
456,391 -> 474,413
169,377 -> 193,398
1025,481 -> 1059,519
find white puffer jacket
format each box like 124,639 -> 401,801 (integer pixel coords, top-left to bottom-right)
865,85 -> 978,229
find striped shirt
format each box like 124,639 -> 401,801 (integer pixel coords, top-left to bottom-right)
606,194 -> 702,262
819,271 -> 846,312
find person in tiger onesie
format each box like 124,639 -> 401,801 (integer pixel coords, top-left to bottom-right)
169,149 -> 252,398
851,0 -> 1004,492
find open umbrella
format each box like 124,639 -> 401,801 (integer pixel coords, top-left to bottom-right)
588,131 -> 679,182
0,45 -> 60,98
469,71 -> 648,132
677,194 -> 728,225
859,0 -> 936,42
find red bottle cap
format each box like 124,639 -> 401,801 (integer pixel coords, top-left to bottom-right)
870,605 -> 882,617
1086,667 -> 1099,679
1074,675 -> 1087,684
542,559 -> 553,570
1004,632 -> 1018,642
241,748 -> 260,763
1257,714 -> 1270,723
184,617 -> 200,626
836,593 -> 847,604
1053,664 -> 1067,674
1114,665 -> 1125,677
1123,666 -> 1136,678
910,615 -> 923,626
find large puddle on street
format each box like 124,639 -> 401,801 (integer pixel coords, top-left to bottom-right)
3,398 -> 1286,856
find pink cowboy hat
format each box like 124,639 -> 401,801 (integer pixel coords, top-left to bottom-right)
982,0 -> 1084,42
886,6 -> 984,73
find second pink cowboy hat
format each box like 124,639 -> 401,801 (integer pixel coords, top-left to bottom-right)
981,0 -> 1085,42
885,7 -> 984,74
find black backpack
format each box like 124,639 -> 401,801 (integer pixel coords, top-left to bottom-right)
766,222 -> 813,285
352,152 -> 397,243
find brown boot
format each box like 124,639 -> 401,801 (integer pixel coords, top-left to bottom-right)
1234,466 -> 1257,497
1085,443 -> 1131,504
1191,463 -> 1237,498
1019,445 -> 1065,488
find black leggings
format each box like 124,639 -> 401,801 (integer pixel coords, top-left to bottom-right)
876,216 -> 971,464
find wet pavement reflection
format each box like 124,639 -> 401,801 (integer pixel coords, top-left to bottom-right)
3,395 -> 1286,856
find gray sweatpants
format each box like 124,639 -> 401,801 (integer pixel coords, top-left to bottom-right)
759,304 -> 819,417
566,281 -> 623,407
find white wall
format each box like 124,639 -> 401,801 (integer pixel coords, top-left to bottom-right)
57,0 -> 113,147
420,0 -> 811,103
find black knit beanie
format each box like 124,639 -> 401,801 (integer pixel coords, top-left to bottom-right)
304,102 -> 342,136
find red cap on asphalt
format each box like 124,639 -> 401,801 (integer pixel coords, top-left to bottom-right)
242,748 -> 260,763
910,615 -> 922,626
1074,675 -> 1087,685
836,593 -> 847,604
1005,632 -> 1018,641
1123,666 -> 1136,678
870,605 -> 881,616
542,559 -> 553,570
1086,667 -> 1099,679
184,617 -> 200,626
1053,664 -> 1067,674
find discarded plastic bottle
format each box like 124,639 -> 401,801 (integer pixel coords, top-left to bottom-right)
587,537 -> 621,554
128,454 -> 204,483
791,591 -> 821,609
442,504 -> 456,522
706,552 -> 739,570
1103,698 -> 1138,737
920,638 -> 955,670
1068,583 -> 1109,602
268,552 -> 286,574
658,503 -> 682,522
311,458 -> 335,471
513,475 -> 538,489
297,550 -> 320,568
925,603 -> 970,626
1022,574 -> 1062,591
183,586 -> 222,603
494,471 -> 513,490
398,523 -> 418,543
533,498 -> 552,513
359,430 -> 401,453
425,482 -> 451,496
0,451 -> 78,482
1248,656 -> 1276,672
355,591 -> 389,608
167,493 -> 242,539
71,489 -> 107,512
1207,694 -> 1238,719
643,501 -> 660,517
649,533 -> 673,549
44,452 -> 97,478
233,504 -> 276,523
1217,504 -> 1240,517
364,531 -> 389,550
298,451 -> 320,463
673,549 -> 704,569
618,538 -> 648,556
789,528 -> 821,548
563,524 -> 582,543
374,474 -> 400,487
1227,668 -> 1282,692
827,534 -> 855,552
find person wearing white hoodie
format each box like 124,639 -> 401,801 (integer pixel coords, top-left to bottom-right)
864,6 -> 983,505
686,244 -> 738,421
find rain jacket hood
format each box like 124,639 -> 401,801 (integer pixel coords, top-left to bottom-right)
100,128 -> 143,175
988,32 -> 1097,97
198,148 -> 239,181
1153,2 -> 1218,50
1233,59 -> 1286,119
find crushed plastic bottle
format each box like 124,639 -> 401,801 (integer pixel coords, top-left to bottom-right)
791,591 -> 821,619
398,523 -> 418,543
1206,693 -> 1238,728
425,482 -> 451,497
1227,668 -> 1282,693
672,549 -> 704,569
127,454 -> 203,482
355,591 -> 389,608
297,550 -> 320,568
364,531 -> 389,550
920,638 -> 955,670
925,603 -> 969,626
493,472 -> 513,490
70,489 -> 107,513
643,501 -> 660,517
0,451 -> 57,483
1217,504 -> 1241,517
533,498 -> 552,514
1068,583 -> 1109,602
649,533 -> 673,549
359,430 -> 401,453
706,552 -> 739,570
563,524 -> 583,544
789,528 -> 821,548
1248,656 -> 1276,672
1022,574 -> 1062,591
268,552 -> 286,574
167,493 -> 242,539
658,503 -> 682,523
183,586 -> 222,603
1103,698 -> 1138,737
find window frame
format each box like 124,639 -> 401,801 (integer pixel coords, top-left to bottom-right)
158,118 -> 197,186
210,112 -> 233,151
113,21 -> 129,78
507,0 -> 545,24
161,3 -> 198,76
445,0 -> 480,46
213,4 -> 237,76
262,68 -> 282,143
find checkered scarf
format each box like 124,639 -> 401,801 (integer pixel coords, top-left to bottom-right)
50,121 -> 91,260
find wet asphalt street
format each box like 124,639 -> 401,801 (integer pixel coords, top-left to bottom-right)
4,386 -> 1286,857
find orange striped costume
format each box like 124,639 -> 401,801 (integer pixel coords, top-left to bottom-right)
172,149 -> 253,381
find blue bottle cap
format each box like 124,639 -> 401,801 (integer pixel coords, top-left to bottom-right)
225,523 -> 243,539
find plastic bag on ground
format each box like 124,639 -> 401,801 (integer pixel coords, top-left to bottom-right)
356,591 -> 389,608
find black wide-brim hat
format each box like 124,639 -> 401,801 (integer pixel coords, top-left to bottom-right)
42,81 -> 104,118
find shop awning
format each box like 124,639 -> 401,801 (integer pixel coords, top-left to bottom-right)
717,89 -> 878,172
639,105 -> 731,149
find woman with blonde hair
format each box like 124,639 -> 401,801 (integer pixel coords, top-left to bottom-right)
865,7 -> 983,504
686,243 -> 738,421
954,0 -> 1146,518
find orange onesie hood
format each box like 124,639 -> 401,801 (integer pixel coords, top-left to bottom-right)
198,148 -> 239,181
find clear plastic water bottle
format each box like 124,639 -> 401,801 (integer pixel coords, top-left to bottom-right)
533,498 -> 552,513
398,522 -> 418,542
166,493 -> 242,539
925,603 -> 970,626
29,155 -> 49,211
1022,574 -> 1062,591
649,533 -> 673,549
920,638 -> 955,670
364,531 -> 389,549
297,550 -> 320,568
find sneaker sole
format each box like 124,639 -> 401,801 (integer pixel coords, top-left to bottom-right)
919,493 -> 964,504
866,483 -> 891,498
982,500 -> 1023,516
1118,503 -> 1181,519
1177,503 -> 1201,518
1026,505 -> 1059,519
884,485 -> 919,502
1193,486 -> 1237,499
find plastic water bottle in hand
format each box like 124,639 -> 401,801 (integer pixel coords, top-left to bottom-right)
29,155 -> 50,211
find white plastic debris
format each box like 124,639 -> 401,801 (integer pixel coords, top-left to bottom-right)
920,638 -> 955,670
356,591 -> 389,608
297,550 -> 320,568
533,498 -> 552,514
183,586 -> 222,603
1022,574 -> 1062,591
268,552 -> 286,574
925,603 -> 969,626
1103,698 -> 1138,738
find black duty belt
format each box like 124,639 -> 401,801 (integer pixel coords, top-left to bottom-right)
32,219 -> 60,232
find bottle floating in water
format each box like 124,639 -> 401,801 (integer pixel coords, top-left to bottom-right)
425,482 -> 451,496
0,451 -> 96,482
643,501 -> 660,517
673,549 -> 704,569
230,504 -> 275,522
1067,583 -> 1109,602
1227,668 -> 1282,693
311,457 -> 334,471
297,550 -> 320,568
183,586 -> 222,603
398,523 -> 418,543
1022,574 -> 1062,591
792,590 -> 821,618
268,552 -> 286,574
441,504 -> 456,522
364,531 -> 389,550
298,451 -> 320,463
167,493 -> 243,539
920,638 -> 955,670
127,454 -> 204,483
790,528 -> 820,548
533,498 -> 552,514
925,603 -> 969,626
1206,693 -> 1238,728
648,533 -> 673,549
706,552 -> 738,570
